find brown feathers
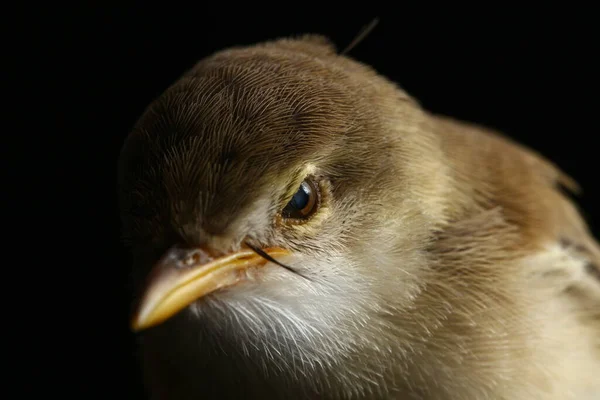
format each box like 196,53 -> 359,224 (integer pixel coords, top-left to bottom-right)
119,35 -> 599,399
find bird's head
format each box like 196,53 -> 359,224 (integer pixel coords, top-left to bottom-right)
118,35 -> 451,395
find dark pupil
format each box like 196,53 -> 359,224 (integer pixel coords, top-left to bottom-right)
289,183 -> 310,210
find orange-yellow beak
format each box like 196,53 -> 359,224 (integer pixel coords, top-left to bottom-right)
131,245 -> 290,332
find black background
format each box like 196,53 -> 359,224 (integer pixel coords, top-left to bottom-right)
19,6 -> 597,399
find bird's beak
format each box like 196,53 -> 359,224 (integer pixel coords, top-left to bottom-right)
131,245 -> 290,332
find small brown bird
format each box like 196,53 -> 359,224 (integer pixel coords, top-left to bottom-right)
118,35 -> 600,399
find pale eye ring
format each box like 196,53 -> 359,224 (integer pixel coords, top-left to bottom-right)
281,179 -> 319,219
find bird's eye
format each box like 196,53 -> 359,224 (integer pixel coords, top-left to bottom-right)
281,179 -> 319,220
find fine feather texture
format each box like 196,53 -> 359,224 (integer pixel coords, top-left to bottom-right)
118,35 -> 599,399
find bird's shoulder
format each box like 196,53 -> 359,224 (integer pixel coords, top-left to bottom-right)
431,113 -> 597,254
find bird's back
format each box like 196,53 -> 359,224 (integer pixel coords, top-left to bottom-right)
413,113 -> 600,399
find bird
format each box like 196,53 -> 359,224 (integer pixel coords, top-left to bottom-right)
117,34 -> 600,400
